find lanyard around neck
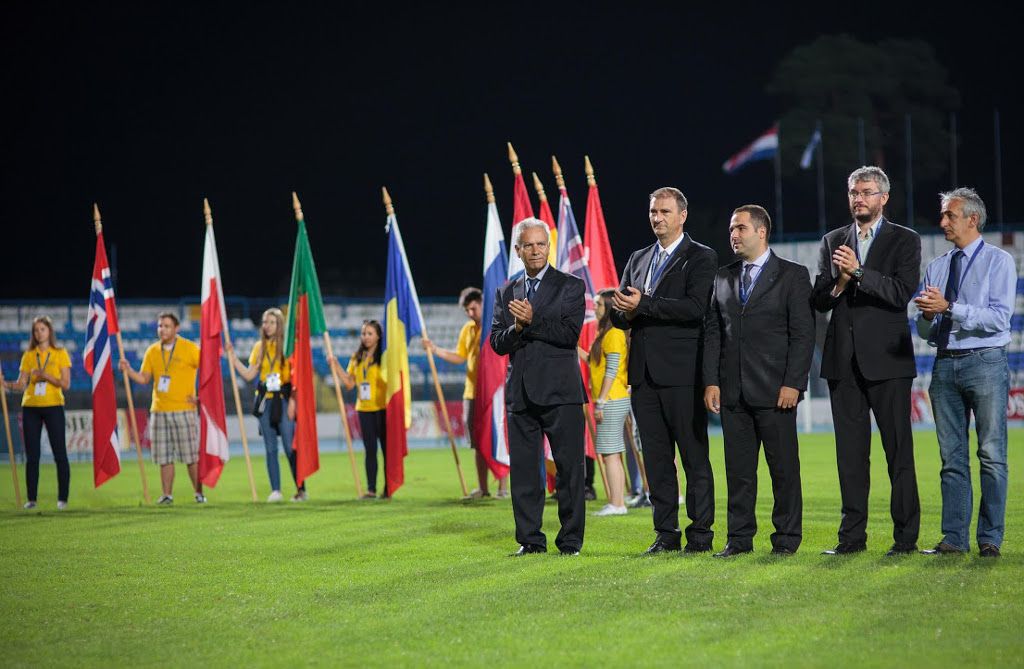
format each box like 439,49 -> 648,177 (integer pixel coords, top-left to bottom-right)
160,339 -> 177,373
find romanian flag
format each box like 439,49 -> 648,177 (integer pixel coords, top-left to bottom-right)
382,208 -> 424,496
284,202 -> 326,487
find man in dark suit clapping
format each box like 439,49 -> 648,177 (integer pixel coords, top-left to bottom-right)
611,187 -> 718,555
703,205 -> 815,557
811,166 -> 922,557
491,218 -> 587,556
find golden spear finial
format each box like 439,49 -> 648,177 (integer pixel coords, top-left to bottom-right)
93,203 -> 102,235
585,155 -> 596,187
292,192 -> 304,222
552,155 -> 565,189
531,172 -> 548,202
507,142 -> 522,175
203,198 -> 213,226
483,173 -> 495,204
382,187 -> 394,216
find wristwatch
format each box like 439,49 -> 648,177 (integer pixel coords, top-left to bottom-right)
851,267 -> 865,281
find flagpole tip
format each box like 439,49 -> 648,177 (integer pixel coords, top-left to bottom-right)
92,203 -> 102,235
531,172 -> 547,201
292,192 -> 304,222
551,155 -> 565,189
483,173 -> 495,203
507,142 -> 521,174
584,155 -> 596,186
203,197 -> 213,225
382,187 -> 395,216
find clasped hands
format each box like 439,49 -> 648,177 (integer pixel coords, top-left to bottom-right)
508,299 -> 534,331
703,385 -> 800,414
832,245 -> 861,280
913,286 -> 950,321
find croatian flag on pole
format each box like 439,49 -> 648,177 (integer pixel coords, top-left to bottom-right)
198,223 -> 230,487
83,233 -> 121,487
722,124 -> 779,174
473,198 -> 512,478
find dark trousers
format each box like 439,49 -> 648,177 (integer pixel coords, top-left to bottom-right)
721,401 -> 802,551
828,357 -> 920,545
286,450 -> 305,492
631,379 -> 713,546
23,406 -> 70,502
358,410 -> 387,495
508,400 -> 585,552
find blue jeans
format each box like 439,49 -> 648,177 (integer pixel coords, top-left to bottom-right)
259,407 -> 295,492
929,346 -> 1009,550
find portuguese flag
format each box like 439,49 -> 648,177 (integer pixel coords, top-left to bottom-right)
284,203 -> 327,487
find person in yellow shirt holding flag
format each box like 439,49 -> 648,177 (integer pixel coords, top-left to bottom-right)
423,286 -> 509,500
228,307 -> 306,503
337,320 -> 389,499
120,311 -> 204,505
3,316 -> 72,510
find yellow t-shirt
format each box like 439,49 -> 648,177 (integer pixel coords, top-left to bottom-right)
454,320 -> 481,400
19,347 -> 72,408
347,354 -> 386,412
141,337 -> 200,413
589,328 -> 629,401
248,340 -> 291,397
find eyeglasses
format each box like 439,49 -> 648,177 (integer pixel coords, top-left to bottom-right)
848,190 -> 883,200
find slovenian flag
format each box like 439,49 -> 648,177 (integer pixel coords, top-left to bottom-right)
198,221 -> 230,487
722,124 -> 779,174
473,193 -> 512,479
83,230 -> 121,487
382,209 -> 424,496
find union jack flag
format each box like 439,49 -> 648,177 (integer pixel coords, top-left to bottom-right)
84,232 -> 121,487
555,188 -> 596,326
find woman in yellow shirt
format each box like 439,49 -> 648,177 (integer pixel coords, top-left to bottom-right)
229,308 -> 305,503
579,290 -> 630,516
3,316 -> 72,510
338,320 -> 388,499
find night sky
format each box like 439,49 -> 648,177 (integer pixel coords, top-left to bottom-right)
3,3 -> 1021,300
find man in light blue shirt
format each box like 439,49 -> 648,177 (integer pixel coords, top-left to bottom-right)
914,187 -> 1017,558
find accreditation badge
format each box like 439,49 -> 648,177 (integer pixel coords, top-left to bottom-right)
359,382 -> 372,401
157,375 -> 172,393
265,373 -> 282,393
33,382 -> 47,396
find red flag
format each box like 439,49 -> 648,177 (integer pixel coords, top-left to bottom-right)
584,156 -> 618,291
83,231 -> 121,487
290,295 -> 320,485
198,224 -> 230,487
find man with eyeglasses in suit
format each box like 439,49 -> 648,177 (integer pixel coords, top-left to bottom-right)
811,166 -> 922,557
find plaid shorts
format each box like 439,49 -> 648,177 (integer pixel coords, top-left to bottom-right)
149,410 -> 199,465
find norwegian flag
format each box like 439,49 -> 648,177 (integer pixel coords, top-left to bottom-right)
83,232 -> 121,487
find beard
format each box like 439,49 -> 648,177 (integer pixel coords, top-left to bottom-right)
851,205 -> 879,224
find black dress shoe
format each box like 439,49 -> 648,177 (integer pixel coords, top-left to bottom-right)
683,542 -> 713,554
713,544 -> 752,558
643,539 -> 681,555
584,486 -> 597,501
884,542 -> 918,556
510,544 -> 547,557
770,546 -> 796,556
821,542 -> 867,555
979,543 -> 1001,558
559,548 -> 581,556
921,542 -> 965,555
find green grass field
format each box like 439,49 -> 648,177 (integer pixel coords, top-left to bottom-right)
1,430 -> 1022,668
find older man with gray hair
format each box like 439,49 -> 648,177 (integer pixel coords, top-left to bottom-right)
914,187 -> 1017,558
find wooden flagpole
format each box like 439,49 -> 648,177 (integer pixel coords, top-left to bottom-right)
0,366 -> 23,507
384,187 -> 468,497
292,193 -> 363,498
204,199 -> 258,502
623,413 -> 650,495
95,204 -> 150,504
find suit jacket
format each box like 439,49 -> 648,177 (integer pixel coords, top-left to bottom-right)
703,251 -> 815,407
810,217 -> 920,381
610,233 -> 717,387
489,266 -> 587,410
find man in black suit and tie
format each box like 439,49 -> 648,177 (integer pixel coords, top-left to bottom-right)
703,205 -> 814,557
611,187 -> 718,554
811,166 -> 922,557
490,218 -> 587,556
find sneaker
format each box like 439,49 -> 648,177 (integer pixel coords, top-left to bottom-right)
291,490 -> 308,502
359,492 -> 377,500
584,486 -> 597,501
593,503 -> 628,517
194,493 -> 207,504
157,495 -> 174,505
629,494 -> 653,508
495,489 -> 511,499
57,501 -> 68,510
23,501 -> 37,510
463,488 -> 491,500
267,490 -> 284,503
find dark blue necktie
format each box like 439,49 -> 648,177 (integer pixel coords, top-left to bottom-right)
741,264 -> 754,304
935,250 -> 963,351
526,278 -> 538,301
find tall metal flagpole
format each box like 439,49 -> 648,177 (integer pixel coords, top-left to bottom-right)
205,199 -> 258,502
95,205 -> 151,504
383,187 -> 468,497
292,193 -> 363,498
